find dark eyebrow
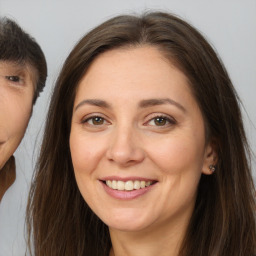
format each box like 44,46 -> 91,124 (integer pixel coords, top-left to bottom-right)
139,98 -> 186,112
74,99 -> 111,111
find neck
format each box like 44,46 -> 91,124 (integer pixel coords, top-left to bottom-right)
109,216 -> 189,256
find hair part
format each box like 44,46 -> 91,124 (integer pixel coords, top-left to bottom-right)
27,12 -> 256,256
0,17 -> 47,103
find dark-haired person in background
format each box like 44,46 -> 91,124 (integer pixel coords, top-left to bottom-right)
0,17 -> 47,201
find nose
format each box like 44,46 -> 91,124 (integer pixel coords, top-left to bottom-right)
106,126 -> 145,167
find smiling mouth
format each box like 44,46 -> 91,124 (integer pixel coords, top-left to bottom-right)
103,180 -> 157,191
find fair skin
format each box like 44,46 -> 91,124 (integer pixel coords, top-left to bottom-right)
0,61 -> 34,170
70,46 -> 216,256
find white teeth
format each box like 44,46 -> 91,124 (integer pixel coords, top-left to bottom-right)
112,180 -> 117,189
105,180 -> 153,191
117,181 -> 125,190
106,180 -> 112,187
140,181 -> 146,188
125,181 -> 133,191
134,180 -> 141,190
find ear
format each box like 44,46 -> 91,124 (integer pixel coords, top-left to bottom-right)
202,139 -> 218,175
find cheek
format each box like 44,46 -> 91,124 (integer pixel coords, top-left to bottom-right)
69,131 -> 106,208
1,98 -> 32,139
14,104 -> 31,133
145,133 -> 205,218
147,131 -> 205,175
13,98 -> 32,135
69,130 -> 106,175
0,93 -> 32,168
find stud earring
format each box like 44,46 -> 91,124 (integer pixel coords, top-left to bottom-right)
209,165 -> 216,173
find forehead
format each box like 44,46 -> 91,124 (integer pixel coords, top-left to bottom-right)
0,60 -> 25,72
76,46 -> 192,97
0,60 -> 37,86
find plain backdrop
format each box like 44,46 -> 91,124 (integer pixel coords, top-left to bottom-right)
0,0 -> 255,255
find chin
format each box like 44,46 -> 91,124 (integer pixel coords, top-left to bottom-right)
102,211 -> 153,232
108,222 -> 149,232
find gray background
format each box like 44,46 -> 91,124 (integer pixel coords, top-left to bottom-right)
0,0 -> 255,255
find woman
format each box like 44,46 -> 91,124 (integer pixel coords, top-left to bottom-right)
27,12 -> 256,256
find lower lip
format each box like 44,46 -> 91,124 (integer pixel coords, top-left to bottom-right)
101,181 -> 156,200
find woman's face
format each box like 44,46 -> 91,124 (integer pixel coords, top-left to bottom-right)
70,46 -> 215,233
0,61 -> 34,169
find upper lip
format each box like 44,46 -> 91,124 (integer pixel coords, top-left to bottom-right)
100,176 -> 157,182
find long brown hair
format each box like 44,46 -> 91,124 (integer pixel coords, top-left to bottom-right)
26,12 -> 256,255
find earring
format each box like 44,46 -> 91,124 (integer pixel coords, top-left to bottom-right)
209,165 -> 216,173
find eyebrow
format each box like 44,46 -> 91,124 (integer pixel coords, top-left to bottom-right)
75,98 -> 186,112
139,98 -> 186,112
74,99 -> 111,111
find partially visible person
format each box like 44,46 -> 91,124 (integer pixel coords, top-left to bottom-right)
0,17 -> 47,201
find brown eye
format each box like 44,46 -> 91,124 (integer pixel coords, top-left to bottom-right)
154,117 -> 167,126
91,117 -> 104,125
146,115 -> 176,128
83,116 -> 107,126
